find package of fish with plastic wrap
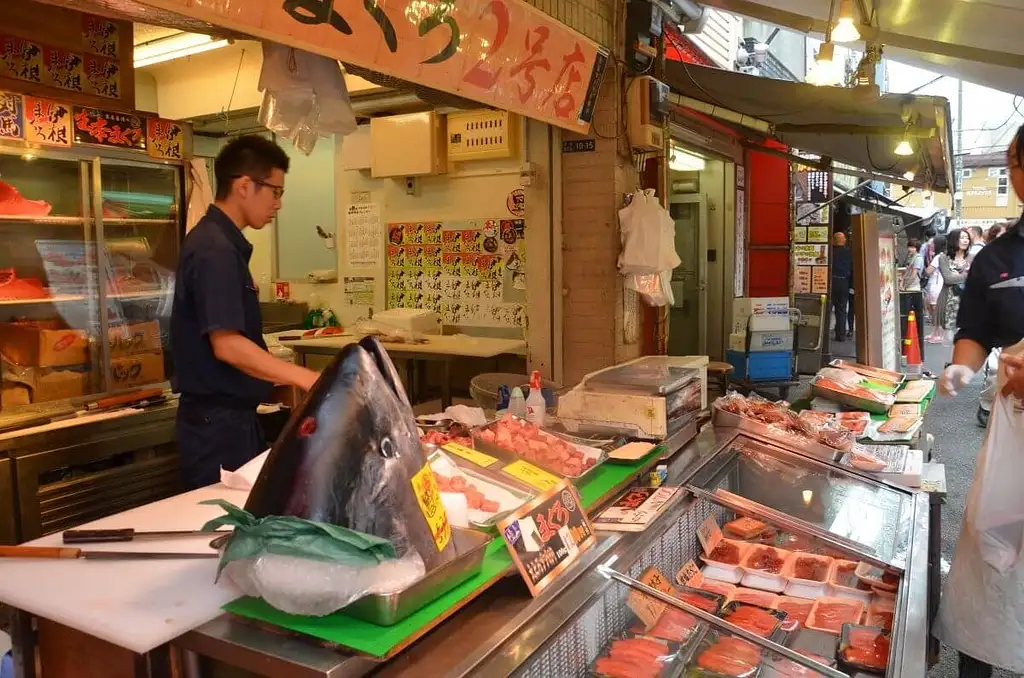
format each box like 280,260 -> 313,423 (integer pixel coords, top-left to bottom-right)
204,337 -> 460,617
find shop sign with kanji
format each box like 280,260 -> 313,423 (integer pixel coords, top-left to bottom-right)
73,107 -> 145,150
147,118 -> 185,160
141,0 -> 610,133
25,96 -> 72,147
0,92 -> 24,140
497,479 -> 596,596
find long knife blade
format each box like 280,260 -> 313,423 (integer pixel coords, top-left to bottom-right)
62,528 -> 222,544
79,550 -> 219,560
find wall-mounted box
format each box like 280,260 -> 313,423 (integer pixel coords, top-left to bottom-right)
447,110 -> 520,162
340,124 -> 371,171
371,112 -> 447,177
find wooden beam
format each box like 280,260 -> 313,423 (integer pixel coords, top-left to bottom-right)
772,124 -> 937,138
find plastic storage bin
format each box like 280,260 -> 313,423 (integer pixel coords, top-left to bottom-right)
727,350 -> 792,381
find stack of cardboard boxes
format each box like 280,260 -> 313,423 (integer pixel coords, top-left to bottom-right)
726,297 -> 794,382
0,319 -> 164,406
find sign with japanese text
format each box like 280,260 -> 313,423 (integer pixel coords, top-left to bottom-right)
83,54 -> 121,99
83,15 -> 120,59
43,47 -> 85,94
25,96 -> 71,146
141,0 -> 610,133
626,566 -> 677,628
497,479 -> 596,596
0,35 -> 42,86
73,107 -> 145,150
147,118 -> 185,160
0,92 -> 24,140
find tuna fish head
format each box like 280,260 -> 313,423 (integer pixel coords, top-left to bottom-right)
245,337 -> 457,570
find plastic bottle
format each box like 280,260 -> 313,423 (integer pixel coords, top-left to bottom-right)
508,387 -> 527,419
525,371 -> 546,426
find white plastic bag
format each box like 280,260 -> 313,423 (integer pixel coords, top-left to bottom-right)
618,189 -> 681,274
970,393 -> 1024,572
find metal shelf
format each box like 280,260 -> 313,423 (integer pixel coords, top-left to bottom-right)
102,218 -> 176,227
0,290 -> 170,306
0,215 -> 87,226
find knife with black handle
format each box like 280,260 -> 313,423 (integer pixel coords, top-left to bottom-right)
62,528 -> 221,544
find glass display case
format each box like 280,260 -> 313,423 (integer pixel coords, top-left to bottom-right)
0,144 -> 184,415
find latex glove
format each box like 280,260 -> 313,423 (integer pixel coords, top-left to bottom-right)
939,364 -> 975,397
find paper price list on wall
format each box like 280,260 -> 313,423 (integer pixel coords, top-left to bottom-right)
346,203 -> 382,267
386,217 -> 527,328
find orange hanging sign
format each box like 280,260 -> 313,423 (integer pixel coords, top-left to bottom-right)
140,0 -> 609,133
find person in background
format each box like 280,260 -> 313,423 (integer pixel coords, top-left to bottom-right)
900,238 -> 926,356
975,221 -> 1011,427
928,228 -> 970,345
171,135 -> 320,491
831,231 -> 853,342
919,231 -> 938,323
968,225 -> 985,260
934,124 -> 1024,677
923,234 -> 947,342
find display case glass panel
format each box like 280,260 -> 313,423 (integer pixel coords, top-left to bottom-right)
688,434 -> 914,568
0,152 -> 103,409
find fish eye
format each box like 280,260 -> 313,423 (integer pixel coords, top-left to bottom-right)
380,437 -> 395,458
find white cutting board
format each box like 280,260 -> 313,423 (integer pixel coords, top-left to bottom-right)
0,485 -> 249,654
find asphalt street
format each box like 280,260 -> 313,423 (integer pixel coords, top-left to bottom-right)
832,326 -> 1016,677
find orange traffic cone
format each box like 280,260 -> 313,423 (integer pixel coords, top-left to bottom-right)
905,310 -> 923,375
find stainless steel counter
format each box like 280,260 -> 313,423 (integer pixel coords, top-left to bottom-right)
175,426 -> 935,678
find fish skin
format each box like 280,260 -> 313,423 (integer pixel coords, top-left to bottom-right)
246,337 -> 457,570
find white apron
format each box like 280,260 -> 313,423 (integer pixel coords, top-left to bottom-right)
934,340 -> 1024,670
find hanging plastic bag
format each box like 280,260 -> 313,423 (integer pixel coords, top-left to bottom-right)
618,189 -> 681,274
970,393 -> 1024,572
626,271 -> 673,307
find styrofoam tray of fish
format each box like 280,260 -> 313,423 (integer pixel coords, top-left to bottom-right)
428,450 -> 533,530
739,546 -> 793,594
711,406 -> 843,463
341,527 -> 492,626
473,414 -> 607,480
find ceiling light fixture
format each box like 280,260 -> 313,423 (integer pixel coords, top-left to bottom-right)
807,42 -> 842,87
902,170 -> 915,181
134,32 -> 229,68
669,147 -> 706,172
832,0 -> 861,43
893,138 -> 914,156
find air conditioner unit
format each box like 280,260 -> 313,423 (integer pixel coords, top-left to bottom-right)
627,76 -> 669,152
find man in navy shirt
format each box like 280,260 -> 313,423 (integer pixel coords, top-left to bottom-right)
831,231 -> 854,341
171,135 -> 319,490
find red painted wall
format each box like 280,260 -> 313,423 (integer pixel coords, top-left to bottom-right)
746,148 -> 791,296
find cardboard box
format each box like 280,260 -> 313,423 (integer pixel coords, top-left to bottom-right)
34,368 -> 90,402
108,320 -> 162,358
728,332 -> 747,352
0,322 -> 89,367
110,351 -> 165,389
731,297 -> 790,333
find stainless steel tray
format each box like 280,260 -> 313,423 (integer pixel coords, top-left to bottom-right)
427,450 -> 535,531
342,527 -> 492,626
712,406 -> 843,463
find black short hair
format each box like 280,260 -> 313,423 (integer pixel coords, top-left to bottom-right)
968,226 -> 983,239
214,135 -> 290,200
907,238 -> 920,250
1014,123 -> 1024,168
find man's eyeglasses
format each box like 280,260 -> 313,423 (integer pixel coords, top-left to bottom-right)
233,175 -> 285,199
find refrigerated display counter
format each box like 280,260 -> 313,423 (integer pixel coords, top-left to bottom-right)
174,426 -> 930,678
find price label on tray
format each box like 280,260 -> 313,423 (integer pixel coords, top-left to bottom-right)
442,442 -> 499,468
696,515 -> 724,555
497,480 -> 596,597
627,566 -> 678,629
675,559 -> 702,588
502,460 -> 561,491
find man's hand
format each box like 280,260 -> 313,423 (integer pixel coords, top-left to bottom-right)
939,364 -> 976,397
295,366 -> 320,392
1000,354 -> 1024,400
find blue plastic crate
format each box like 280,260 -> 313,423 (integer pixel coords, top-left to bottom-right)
727,350 -> 792,382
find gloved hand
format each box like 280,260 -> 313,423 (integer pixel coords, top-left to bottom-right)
939,364 -> 975,397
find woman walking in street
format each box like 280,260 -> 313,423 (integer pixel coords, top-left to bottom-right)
923,234 -> 945,331
928,229 -> 969,344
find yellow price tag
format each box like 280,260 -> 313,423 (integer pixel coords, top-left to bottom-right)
442,442 -> 498,468
410,465 -> 451,552
503,460 -> 561,491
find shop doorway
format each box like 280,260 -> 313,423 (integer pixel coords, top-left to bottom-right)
668,193 -> 707,355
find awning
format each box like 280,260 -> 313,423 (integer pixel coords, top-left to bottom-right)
695,0 -> 1024,97
666,62 -> 955,192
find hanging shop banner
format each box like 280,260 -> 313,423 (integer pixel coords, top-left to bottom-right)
878,232 -> 899,372
83,55 -> 121,99
42,47 -> 85,94
147,118 -> 185,160
0,92 -> 24,140
24,96 -> 72,146
73,106 -> 145,150
140,0 -> 609,133
497,479 -> 596,597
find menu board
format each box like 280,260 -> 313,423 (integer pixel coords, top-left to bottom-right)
386,217 -> 526,328
498,479 -> 596,596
